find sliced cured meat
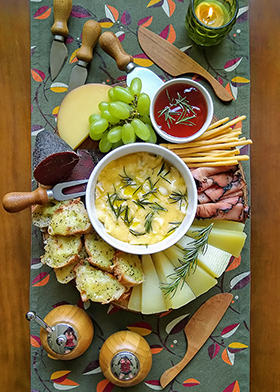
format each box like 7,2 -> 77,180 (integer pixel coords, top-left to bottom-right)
190,165 -> 238,183
199,176 -> 246,203
196,198 -> 249,221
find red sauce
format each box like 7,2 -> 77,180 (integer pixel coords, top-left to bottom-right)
153,83 -> 208,138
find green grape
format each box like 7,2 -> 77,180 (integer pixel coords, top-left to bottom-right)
145,124 -> 157,144
139,114 -> 152,125
99,132 -> 113,153
137,93 -> 150,116
89,130 -> 103,141
122,123 -> 136,144
131,118 -> 151,141
98,101 -> 109,112
101,110 -> 119,125
90,118 -> 108,135
113,86 -> 134,104
112,140 -> 124,149
107,126 -> 123,143
108,88 -> 118,102
108,101 -> 131,120
129,77 -> 142,97
89,113 -> 101,124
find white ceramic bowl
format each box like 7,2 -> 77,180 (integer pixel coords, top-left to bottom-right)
150,78 -> 214,144
86,143 -> 197,255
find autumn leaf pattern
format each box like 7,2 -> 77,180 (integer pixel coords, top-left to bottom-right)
29,0 -> 250,391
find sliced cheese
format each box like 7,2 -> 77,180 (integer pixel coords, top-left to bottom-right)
152,251 -> 196,309
128,284 -> 142,312
192,219 -> 245,232
57,83 -> 111,150
185,226 -> 247,257
164,246 -> 217,297
141,254 -> 168,314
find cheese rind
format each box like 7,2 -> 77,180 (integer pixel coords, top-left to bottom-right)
57,83 -> 111,150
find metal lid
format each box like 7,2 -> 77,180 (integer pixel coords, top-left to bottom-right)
110,351 -> 140,381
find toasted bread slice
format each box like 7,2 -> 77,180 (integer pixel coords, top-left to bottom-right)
41,235 -> 82,268
84,232 -> 115,272
32,200 -> 68,229
48,198 -> 92,236
54,259 -> 80,284
112,251 -> 144,287
74,262 -> 127,304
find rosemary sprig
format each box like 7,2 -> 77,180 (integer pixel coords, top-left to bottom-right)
168,190 -> 188,210
161,224 -> 214,298
119,167 -> 136,187
167,221 -> 182,234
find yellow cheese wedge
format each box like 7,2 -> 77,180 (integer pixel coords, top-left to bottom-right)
164,247 -> 217,297
141,254 -> 169,314
192,219 -> 245,232
57,83 -> 111,150
152,251 -> 196,309
185,226 -> 247,257
128,284 -> 142,312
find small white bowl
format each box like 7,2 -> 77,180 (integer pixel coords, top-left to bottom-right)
150,78 -> 214,144
86,143 -> 197,255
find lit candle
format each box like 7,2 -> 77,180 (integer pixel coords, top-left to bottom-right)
195,1 -> 231,27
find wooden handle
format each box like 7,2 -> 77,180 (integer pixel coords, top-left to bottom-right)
51,0 -> 72,37
99,31 -> 134,71
196,67 -> 233,102
2,187 -> 49,213
76,20 -> 101,63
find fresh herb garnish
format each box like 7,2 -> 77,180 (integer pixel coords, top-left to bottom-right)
167,221 -> 182,234
168,190 -> 188,210
161,224 -> 213,298
158,90 -> 197,128
119,167 -> 136,187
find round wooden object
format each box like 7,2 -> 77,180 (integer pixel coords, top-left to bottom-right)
99,330 -> 152,387
40,304 -> 94,360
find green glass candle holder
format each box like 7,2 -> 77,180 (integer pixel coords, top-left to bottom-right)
185,0 -> 239,47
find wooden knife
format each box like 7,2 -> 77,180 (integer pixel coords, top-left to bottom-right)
138,26 -> 233,102
160,293 -> 233,388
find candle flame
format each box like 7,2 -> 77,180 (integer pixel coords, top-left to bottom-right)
207,6 -> 213,19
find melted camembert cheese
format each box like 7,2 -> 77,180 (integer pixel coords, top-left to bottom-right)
95,152 -> 188,245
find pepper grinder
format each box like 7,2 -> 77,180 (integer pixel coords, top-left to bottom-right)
26,304 -> 94,360
99,330 -> 152,387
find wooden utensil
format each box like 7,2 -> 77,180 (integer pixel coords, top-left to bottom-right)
138,26 -> 233,102
160,293 -> 233,388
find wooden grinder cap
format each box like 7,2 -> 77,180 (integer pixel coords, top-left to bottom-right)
99,330 -> 152,387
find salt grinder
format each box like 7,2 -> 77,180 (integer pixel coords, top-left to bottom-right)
99,330 -> 152,387
26,304 -> 94,360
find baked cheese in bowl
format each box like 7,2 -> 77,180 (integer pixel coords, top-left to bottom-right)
86,143 -> 197,254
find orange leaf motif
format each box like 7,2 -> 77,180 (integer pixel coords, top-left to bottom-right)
51,370 -> 71,382
32,274 -> 50,287
30,335 -> 41,348
105,5 -> 119,22
222,348 -> 234,366
150,347 -> 163,354
31,69 -> 45,82
97,378 -> 115,392
164,0 -> 176,17
167,24 -> 176,43
183,378 -> 200,387
34,7 -> 51,20
225,83 -> 234,100
226,255 -> 241,272
70,49 -> 79,64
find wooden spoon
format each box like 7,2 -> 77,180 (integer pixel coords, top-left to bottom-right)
160,293 -> 233,388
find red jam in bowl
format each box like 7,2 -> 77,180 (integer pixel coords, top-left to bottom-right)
153,82 -> 208,138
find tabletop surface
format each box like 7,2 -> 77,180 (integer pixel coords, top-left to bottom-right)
0,0 -> 280,391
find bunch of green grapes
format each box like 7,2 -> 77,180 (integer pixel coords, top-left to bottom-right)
88,77 -> 157,153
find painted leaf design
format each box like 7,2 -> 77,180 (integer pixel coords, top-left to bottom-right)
30,335 -> 41,348
150,345 -> 164,354
226,255 -> 241,272
228,342 -> 248,353
31,257 -> 43,269
231,76 -> 250,88
83,360 -> 100,375
224,58 -> 242,72
133,54 -> 154,67
50,83 -> 68,93
33,6 -> 51,20
127,321 -> 152,336
31,69 -> 45,82
121,10 -> 132,25
98,18 -> 114,28
162,0 -> 176,17
165,313 -> 190,334
225,82 -> 234,100
230,83 -> 238,100
138,16 -> 153,27
144,380 -> 163,390
65,36 -> 74,45
115,31 -> 125,42
237,6 -> 249,23
71,5 -> 91,18
52,106 -> 60,117
159,309 -> 172,318
51,371 -> 71,383
31,272 -> 50,287
96,378 -> 115,392
159,24 -> 176,43
182,378 -> 200,387
223,380 -> 240,392
230,271 -> 250,290
69,49 -> 79,64
208,342 -> 220,359
53,382 -> 79,390
105,5 -> 119,23
107,304 -> 120,315
221,348 -> 235,365
147,0 -> 164,8
31,46 -> 36,57
221,323 -> 240,338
